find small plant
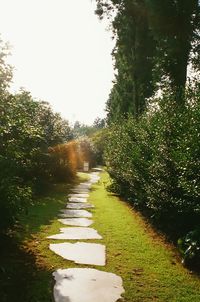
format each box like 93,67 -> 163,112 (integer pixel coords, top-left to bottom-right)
178,228 -> 200,269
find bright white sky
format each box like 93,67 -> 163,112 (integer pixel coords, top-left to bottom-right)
0,0 -> 115,125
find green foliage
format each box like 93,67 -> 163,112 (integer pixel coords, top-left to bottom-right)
102,0 -> 157,121
72,118 -> 106,167
0,42 -> 73,232
95,1 -> 200,271
178,228 -> 200,269
96,0 -> 200,121
48,141 -> 78,182
145,0 -> 199,102
104,84 -> 200,238
91,128 -> 108,165
0,90 -> 73,231
72,117 -> 105,138
76,136 -> 97,169
0,38 -> 13,94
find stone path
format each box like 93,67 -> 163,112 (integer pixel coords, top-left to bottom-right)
53,268 -> 124,302
68,193 -> 89,198
48,227 -> 102,240
68,196 -> 88,203
57,218 -> 93,227
50,242 -> 106,265
48,170 -> 124,302
66,202 -> 94,209
59,209 -> 93,218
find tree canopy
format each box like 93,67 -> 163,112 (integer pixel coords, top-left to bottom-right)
96,0 -> 200,121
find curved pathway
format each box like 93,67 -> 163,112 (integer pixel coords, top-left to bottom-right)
47,171 -> 125,302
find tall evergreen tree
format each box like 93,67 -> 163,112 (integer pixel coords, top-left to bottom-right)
96,0 -> 157,121
145,0 -> 200,103
95,0 -> 200,120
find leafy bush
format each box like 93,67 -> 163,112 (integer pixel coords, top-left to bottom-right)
0,89 -> 73,232
178,229 -> 200,269
0,38 -> 78,233
104,117 -> 151,204
48,141 -> 78,182
0,178 -> 32,231
76,136 -> 97,170
91,128 -> 108,165
104,84 -> 200,237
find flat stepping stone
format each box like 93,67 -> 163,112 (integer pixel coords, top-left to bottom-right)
92,177 -> 100,183
68,196 -> 88,203
53,268 -> 124,302
90,173 -> 100,181
89,172 -> 100,183
59,209 -> 92,218
49,242 -> 105,265
71,188 -> 90,194
47,227 -> 102,240
76,183 -> 91,189
68,193 -> 89,198
66,202 -> 94,209
58,218 -> 93,227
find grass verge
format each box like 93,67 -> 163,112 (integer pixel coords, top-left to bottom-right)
90,172 -> 200,302
0,172 -> 89,302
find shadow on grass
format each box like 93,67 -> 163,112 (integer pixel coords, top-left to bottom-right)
106,189 -> 200,276
0,183 -> 73,302
0,234 -> 53,302
0,174 -> 92,301
17,183 -> 73,239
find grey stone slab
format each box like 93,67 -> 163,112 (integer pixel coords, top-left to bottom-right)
68,193 -> 89,198
71,188 -> 90,194
59,209 -> 92,218
90,171 -> 100,176
90,179 -> 100,184
89,172 -> 100,183
47,227 -> 102,240
76,183 -> 91,189
66,202 -> 94,209
53,268 -> 124,302
49,242 -> 105,266
68,196 -> 88,203
58,218 -> 93,227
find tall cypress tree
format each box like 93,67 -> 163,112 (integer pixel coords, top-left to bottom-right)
95,0 -> 199,120
145,0 -> 199,103
96,0 -> 157,121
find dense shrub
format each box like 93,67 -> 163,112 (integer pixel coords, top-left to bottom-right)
91,128 -> 110,165
0,90 -> 73,232
104,84 -> 200,238
178,228 -> 200,269
48,141 -> 78,182
76,136 -> 97,170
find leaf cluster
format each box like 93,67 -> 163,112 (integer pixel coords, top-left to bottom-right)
178,228 -> 200,269
104,84 -> 200,243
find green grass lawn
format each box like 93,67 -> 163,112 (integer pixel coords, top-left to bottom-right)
1,171 -> 200,302
90,172 -> 200,302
